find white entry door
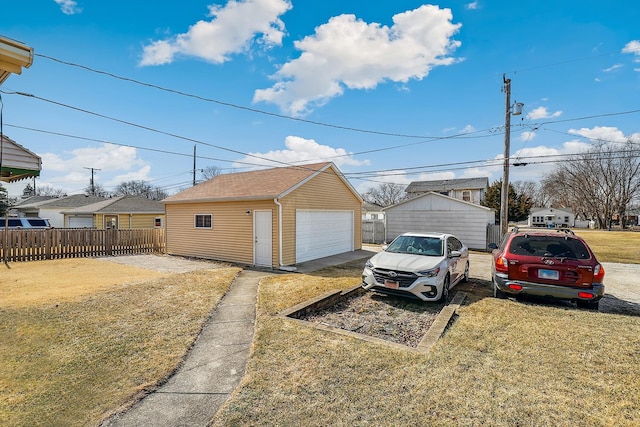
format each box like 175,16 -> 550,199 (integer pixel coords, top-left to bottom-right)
254,210 -> 272,267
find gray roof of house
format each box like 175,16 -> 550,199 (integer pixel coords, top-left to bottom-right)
64,196 -> 165,214
13,196 -> 57,207
362,202 -> 383,211
31,194 -> 106,209
405,177 -> 489,194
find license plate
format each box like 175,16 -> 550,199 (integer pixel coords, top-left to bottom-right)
538,269 -> 559,280
384,280 -> 399,289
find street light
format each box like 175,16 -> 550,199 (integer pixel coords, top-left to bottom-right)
500,74 -> 523,237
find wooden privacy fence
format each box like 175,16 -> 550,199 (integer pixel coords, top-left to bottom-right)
0,228 -> 165,262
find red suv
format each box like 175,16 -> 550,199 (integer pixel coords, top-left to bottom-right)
489,228 -> 605,310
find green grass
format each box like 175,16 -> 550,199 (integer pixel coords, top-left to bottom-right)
213,260 -> 640,426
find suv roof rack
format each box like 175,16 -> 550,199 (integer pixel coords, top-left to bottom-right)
556,228 -> 575,235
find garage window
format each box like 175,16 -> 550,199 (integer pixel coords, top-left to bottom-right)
194,214 -> 212,229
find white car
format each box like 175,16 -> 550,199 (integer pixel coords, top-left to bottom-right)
362,232 -> 469,302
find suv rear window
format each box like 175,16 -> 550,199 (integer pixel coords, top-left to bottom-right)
509,235 -> 591,260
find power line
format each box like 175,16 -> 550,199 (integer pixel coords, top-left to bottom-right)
35,53 -> 430,139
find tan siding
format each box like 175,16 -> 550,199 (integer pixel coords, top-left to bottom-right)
280,169 -> 362,265
165,200 -> 277,265
95,214 -> 104,229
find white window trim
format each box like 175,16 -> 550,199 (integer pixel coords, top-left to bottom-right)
194,213 -> 213,229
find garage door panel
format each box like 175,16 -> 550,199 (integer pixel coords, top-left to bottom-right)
296,211 -> 353,263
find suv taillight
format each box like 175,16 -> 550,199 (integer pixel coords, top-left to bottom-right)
593,264 -> 605,283
495,256 -> 509,273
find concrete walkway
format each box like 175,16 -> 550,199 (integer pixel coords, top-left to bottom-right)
102,269 -> 268,427
102,250 -> 375,426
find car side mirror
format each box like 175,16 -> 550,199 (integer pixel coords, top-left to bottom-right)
449,250 -> 461,258
381,245 -> 388,251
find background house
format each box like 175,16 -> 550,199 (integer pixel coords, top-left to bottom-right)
362,202 -> 384,220
12,194 -> 106,227
528,207 -> 574,228
162,162 -> 362,269
384,192 -> 495,250
63,196 -> 165,229
405,177 -> 489,205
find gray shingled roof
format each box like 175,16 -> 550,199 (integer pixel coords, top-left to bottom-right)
405,177 -> 489,194
32,194 -> 106,208
64,196 -> 165,214
12,196 -> 57,207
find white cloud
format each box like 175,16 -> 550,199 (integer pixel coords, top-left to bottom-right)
622,40 -> 640,63
520,131 -> 536,142
232,135 -> 369,169
526,106 -> 562,120
140,0 -> 292,66
568,126 -> 638,144
603,64 -> 623,72
465,2 -> 480,10
54,0 -> 81,15
36,144 -> 149,192
254,5 -> 461,115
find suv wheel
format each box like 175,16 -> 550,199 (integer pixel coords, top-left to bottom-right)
493,279 -> 507,299
576,300 -> 599,310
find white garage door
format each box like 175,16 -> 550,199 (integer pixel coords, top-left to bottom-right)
68,216 -> 93,228
296,210 -> 353,263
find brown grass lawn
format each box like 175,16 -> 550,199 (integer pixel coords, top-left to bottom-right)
213,259 -> 640,426
0,258 -> 240,427
2,229 -> 639,426
571,229 -> 640,264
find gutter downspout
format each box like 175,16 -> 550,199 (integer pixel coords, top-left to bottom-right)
274,198 -> 296,272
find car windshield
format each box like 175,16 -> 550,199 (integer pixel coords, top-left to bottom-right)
509,235 -> 591,260
386,235 -> 443,256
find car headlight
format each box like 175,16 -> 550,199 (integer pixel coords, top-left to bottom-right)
417,267 -> 440,277
365,259 -> 373,269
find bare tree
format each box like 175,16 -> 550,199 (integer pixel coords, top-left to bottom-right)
113,180 -> 168,201
363,183 -> 407,207
541,141 -> 640,228
35,184 -> 67,197
201,165 -> 221,180
84,183 -> 110,197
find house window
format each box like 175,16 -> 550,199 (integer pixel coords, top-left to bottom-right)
154,217 -> 163,228
462,191 -> 471,202
564,216 -> 569,223
195,214 -> 212,229
105,215 -> 118,229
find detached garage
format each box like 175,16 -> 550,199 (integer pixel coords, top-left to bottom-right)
162,162 -> 362,269
384,192 -> 495,250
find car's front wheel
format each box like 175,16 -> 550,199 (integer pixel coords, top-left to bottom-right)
439,274 -> 450,303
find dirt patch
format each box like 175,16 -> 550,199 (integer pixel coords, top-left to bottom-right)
299,279 -> 489,347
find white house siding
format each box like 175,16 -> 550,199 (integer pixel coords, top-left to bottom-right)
38,207 -> 65,228
384,193 -> 495,250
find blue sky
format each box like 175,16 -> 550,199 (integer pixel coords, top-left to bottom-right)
1,0 -> 639,197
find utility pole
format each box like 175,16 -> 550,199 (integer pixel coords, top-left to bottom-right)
84,167 -> 101,195
500,74 -> 523,237
501,75 -> 512,237
193,145 -> 196,186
